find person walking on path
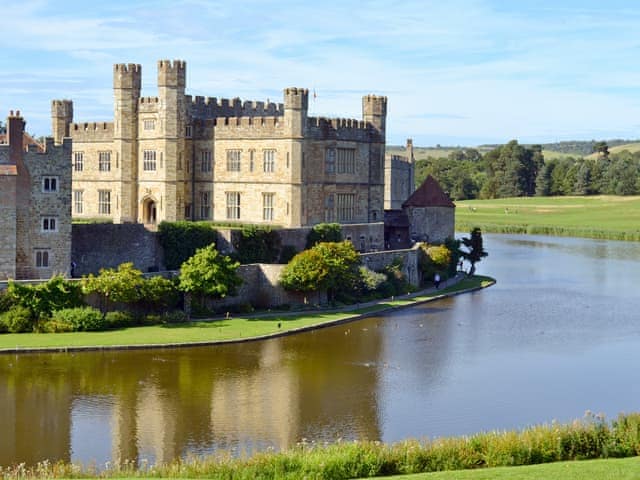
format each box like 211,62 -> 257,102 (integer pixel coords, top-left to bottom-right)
434,273 -> 441,289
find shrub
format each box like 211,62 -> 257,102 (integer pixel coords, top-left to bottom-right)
359,266 -> 387,292
0,290 -> 16,313
306,223 -> 342,248
6,276 -> 84,319
162,310 -> 188,324
383,257 -> 414,295
52,307 -> 106,332
105,310 -> 137,329
138,275 -> 180,312
233,225 -> 281,264
0,305 -> 35,333
158,221 -> 218,270
419,243 -> 452,284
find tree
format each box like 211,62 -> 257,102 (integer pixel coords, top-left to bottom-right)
178,244 -> 242,302
593,141 -> 610,159
306,223 -> 342,248
280,241 -> 360,302
233,225 -> 281,264
460,228 -> 488,276
82,263 -> 147,311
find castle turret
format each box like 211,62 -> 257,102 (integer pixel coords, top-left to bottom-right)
284,87 -> 308,137
158,60 -> 186,138
406,138 -> 415,192
362,95 -> 387,140
51,100 -> 73,145
113,63 -> 142,222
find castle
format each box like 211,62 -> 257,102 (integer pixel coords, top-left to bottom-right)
0,112 -> 72,279
52,60 -> 392,230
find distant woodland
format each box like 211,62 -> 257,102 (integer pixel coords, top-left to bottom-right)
387,139 -> 640,200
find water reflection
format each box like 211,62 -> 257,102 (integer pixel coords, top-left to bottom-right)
3,234 -> 640,466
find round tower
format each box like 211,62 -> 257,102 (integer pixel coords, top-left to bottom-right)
51,99 -> 73,145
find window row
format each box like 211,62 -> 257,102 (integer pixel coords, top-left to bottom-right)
226,149 -> 280,173
73,151 -> 164,172
325,193 -> 356,222
196,192 -> 277,221
325,147 -> 357,174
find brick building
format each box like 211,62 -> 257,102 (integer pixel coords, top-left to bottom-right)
0,111 -> 72,280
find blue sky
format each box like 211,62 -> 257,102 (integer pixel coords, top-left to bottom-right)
2,0 -> 640,146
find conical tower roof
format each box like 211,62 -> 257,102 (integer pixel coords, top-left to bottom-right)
402,175 -> 455,208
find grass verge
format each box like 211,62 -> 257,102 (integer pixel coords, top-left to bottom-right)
456,195 -> 640,241
384,456 -> 640,480
2,412 -> 640,479
0,276 -> 494,352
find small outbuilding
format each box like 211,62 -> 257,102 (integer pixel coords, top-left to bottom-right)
384,175 -> 455,248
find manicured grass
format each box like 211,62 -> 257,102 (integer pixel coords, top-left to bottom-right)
384,456 -> 640,480
0,276 -> 493,352
456,195 -> 640,240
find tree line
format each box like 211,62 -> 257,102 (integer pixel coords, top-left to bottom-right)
415,141 -> 640,199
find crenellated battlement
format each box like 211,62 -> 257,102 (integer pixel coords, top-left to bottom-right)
306,116 -> 375,142
69,122 -> 114,142
51,99 -> 73,117
113,63 -> 142,90
187,95 -> 284,120
158,59 -> 186,88
213,115 -> 286,138
284,87 -> 309,111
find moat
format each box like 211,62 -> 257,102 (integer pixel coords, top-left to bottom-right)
3,233 -> 640,467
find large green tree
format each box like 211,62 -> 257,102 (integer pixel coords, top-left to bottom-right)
178,244 -> 242,301
280,241 -> 360,302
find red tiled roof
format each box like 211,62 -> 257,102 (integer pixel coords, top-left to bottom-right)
402,175 -> 455,208
0,132 -> 45,152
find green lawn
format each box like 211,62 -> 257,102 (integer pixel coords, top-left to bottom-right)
0,276 -> 493,351
382,456 -> 640,480
456,195 -> 640,240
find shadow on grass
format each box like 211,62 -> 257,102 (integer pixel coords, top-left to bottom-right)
161,320 -> 232,329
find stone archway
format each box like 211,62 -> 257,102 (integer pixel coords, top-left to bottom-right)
142,197 -> 157,225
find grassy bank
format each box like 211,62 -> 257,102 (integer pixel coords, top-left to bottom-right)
456,195 -> 640,241
387,456 -> 640,479
2,413 -> 639,479
0,276 -> 493,352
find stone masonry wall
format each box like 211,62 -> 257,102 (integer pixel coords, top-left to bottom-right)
72,223 -> 165,276
361,246 -> 421,287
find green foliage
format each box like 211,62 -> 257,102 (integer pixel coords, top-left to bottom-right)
82,262 -> 146,307
461,228 -> 488,275
138,275 -> 180,312
358,266 -> 387,292
483,140 -> 543,198
16,412 -> 640,480
419,243 -> 452,284
381,257 -> 415,296
278,245 -> 298,264
158,221 -> 218,270
233,225 -> 281,264
6,276 -> 84,319
51,307 -> 106,331
0,305 -> 34,333
178,244 -> 242,299
104,310 -> 137,329
281,241 -> 360,301
306,223 -> 343,248
0,289 -> 16,313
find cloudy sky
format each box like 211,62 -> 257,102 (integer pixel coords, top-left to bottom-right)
2,0 -> 640,146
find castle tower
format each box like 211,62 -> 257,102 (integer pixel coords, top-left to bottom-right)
362,95 -> 387,140
154,60 -> 187,222
51,100 -> 73,145
113,63 -> 142,223
284,87 -> 308,137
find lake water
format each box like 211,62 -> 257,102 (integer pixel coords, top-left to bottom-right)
3,234 -> 640,467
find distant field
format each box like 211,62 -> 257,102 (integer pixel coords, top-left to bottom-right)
456,195 -> 640,241
541,149 -> 578,160
584,142 -> 640,159
386,145 -> 492,161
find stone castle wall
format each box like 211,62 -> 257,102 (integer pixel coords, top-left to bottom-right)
72,223 -> 165,276
405,206 -> 455,244
361,246 -> 421,287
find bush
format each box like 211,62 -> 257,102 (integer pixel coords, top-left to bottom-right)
233,225 -> 281,264
359,266 -> 387,292
52,307 -> 106,332
162,310 -> 188,324
6,276 -> 84,319
306,223 -> 342,248
383,257 -> 414,295
419,243 -> 452,284
0,305 -> 35,333
0,290 -> 16,314
138,275 -> 180,312
105,310 -> 137,329
158,221 -> 218,270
